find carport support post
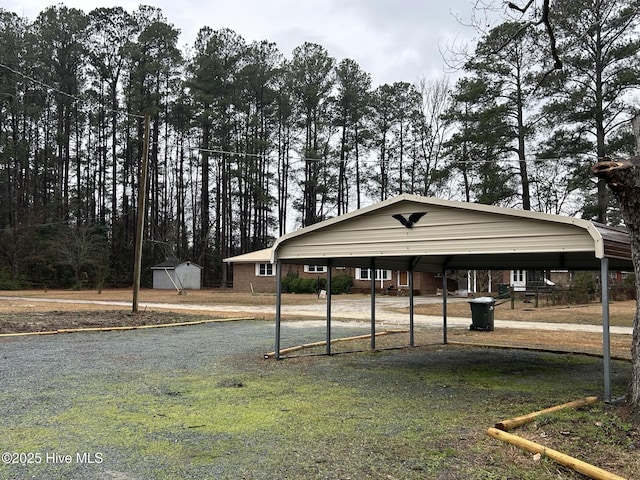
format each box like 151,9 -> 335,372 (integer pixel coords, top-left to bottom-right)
275,260 -> 282,360
370,258 -> 376,350
601,257 -> 611,402
326,260 -> 332,355
409,270 -> 415,347
442,270 -> 448,344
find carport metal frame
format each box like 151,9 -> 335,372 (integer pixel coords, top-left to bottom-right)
271,195 -> 632,403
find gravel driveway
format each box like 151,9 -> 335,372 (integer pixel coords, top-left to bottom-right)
0,319 -> 383,480
1,314 -> 634,479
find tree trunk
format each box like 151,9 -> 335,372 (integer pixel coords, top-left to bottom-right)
592,156 -> 640,408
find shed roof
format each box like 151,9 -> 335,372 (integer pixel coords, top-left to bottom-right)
151,261 -> 202,270
271,195 -> 632,272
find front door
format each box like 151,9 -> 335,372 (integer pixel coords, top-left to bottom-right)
397,271 -> 409,287
511,270 -> 526,292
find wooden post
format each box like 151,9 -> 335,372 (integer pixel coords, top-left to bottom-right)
132,114 -> 150,314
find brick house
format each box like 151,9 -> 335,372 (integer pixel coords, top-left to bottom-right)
224,247 -> 455,295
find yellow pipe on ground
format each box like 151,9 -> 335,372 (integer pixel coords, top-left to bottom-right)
495,396 -> 598,431
487,427 -> 627,480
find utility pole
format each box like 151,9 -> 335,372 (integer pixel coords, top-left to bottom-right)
132,115 -> 150,313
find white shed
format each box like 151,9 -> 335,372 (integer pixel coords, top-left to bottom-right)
151,261 -> 202,290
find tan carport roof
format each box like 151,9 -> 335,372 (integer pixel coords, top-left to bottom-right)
270,195 -> 632,402
271,194 -> 632,271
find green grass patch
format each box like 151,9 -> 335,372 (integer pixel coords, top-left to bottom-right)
1,346 -> 637,479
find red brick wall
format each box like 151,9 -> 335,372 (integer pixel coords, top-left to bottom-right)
231,262 -> 454,295
231,263 -> 277,293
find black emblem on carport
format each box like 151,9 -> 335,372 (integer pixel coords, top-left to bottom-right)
392,212 -> 427,228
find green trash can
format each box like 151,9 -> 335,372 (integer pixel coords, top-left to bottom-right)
468,297 -> 495,331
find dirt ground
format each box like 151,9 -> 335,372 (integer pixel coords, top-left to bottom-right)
0,289 -> 634,360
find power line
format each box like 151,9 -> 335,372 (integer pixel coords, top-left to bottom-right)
194,145 -> 598,165
0,61 -> 618,169
0,60 -> 145,120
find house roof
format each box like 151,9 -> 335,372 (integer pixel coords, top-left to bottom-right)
223,248 -> 273,264
269,194 -> 632,272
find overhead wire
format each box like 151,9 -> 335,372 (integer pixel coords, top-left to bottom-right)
0,51 -> 623,169
0,60 -> 145,120
194,144 -> 599,165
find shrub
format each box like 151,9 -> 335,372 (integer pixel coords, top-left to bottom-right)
331,273 -> 353,294
281,272 -> 298,293
281,271 -> 353,295
612,273 -> 637,301
569,271 -> 598,303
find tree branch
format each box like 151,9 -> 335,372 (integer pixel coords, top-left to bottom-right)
507,0 -> 563,85
507,0 -> 534,13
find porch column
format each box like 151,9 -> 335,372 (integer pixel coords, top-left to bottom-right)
601,257 -> 611,402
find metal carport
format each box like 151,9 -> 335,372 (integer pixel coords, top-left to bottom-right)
271,194 -> 633,402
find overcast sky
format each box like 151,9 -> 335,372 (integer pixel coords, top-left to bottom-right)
4,0 -> 489,86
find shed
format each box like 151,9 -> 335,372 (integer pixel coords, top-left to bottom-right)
270,194 -> 633,401
151,261 -> 202,290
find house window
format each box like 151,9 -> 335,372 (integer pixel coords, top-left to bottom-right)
304,265 -> 327,273
255,263 -> 275,276
512,270 -> 525,283
356,268 -> 391,280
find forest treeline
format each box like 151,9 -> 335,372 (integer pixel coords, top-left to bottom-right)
0,1 -> 639,289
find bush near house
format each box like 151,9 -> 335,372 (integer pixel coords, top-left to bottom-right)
281,272 -> 353,294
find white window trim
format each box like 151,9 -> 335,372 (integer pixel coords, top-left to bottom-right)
255,263 -> 275,277
304,265 -> 327,273
355,268 -> 391,281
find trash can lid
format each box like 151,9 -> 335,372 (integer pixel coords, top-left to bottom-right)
468,296 -> 496,304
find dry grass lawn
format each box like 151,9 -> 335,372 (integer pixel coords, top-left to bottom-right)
412,298 -> 636,327
0,288 -> 635,360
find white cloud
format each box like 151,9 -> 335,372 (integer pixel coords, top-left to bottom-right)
4,0 -> 481,86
